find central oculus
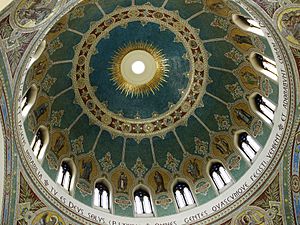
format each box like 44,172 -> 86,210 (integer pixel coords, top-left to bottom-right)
122,50 -> 156,84
110,42 -> 169,97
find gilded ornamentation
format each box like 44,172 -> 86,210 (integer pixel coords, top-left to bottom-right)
31,210 -> 66,225
15,0 -> 59,28
48,38 -> 63,55
110,42 -> 169,97
224,48 -> 244,65
131,157 -> 147,178
41,74 -> 57,93
154,195 -> 172,209
71,136 -> 84,154
114,196 -> 132,210
225,83 -> 244,100
211,16 -> 230,31
277,7 -> 300,47
71,4 -> 209,139
231,206 -> 272,225
194,137 -> 209,156
50,110 -> 64,127
99,152 -> 115,173
215,114 -> 231,130
164,152 -> 180,173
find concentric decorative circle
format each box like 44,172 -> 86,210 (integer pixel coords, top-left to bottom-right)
111,42 -> 168,97
72,5 -> 208,139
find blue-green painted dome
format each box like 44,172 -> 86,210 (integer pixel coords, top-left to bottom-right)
23,0 -> 279,218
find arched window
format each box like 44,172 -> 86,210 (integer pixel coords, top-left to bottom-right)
57,161 -> 73,192
21,84 -> 38,117
254,94 -> 276,124
173,182 -> 195,209
209,163 -> 232,190
250,53 -> 278,81
134,189 -> 153,215
94,182 -> 109,210
232,14 -> 264,36
31,126 -> 49,160
238,132 -> 260,161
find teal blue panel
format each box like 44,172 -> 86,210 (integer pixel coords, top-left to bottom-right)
268,81 -> 279,104
153,132 -> 183,168
229,157 -> 250,181
156,201 -> 177,217
68,3 -> 103,34
194,94 -> 231,132
50,91 -> 82,129
47,63 -> 72,96
69,114 -> 101,154
74,188 -> 92,205
196,187 -> 217,205
42,159 -> 58,181
189,13 -> 228,40
114,202 -> 134,217
49,31 -> 82,61
165,0 -> 204,19
126,138 -> 153,173
255,122 -> 271,147
97,0 -> 132,14
90,21 -> 189,119
176,117 -> 210,156
94,130 -> 123,167
261,37 -> 275,60
207,68 -> 244,103
205,41 -> 243,70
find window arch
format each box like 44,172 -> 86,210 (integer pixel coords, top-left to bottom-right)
173,182 -> 195,209
134,189 -> 153,216
232,14 -> 264,36
209,162 -> 232,191
57,160 -> 75,192
237,132 -> 260,161
31,126 -> 49,161
252,94 -> 276,124
250,52 -> 278,81
94,182 -> 109,210
21,84 -> 38,118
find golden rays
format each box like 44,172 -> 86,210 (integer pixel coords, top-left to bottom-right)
110,42 -> 169,97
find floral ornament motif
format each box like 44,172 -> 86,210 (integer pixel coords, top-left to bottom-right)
99,152 -> 115,173
114,196 -> 132,210
210,16 -> 229,31
164,152 -> 180,173
225,83 -> 244,100
155,195 -> 173,209
224,48 -> 243,65
131,157 -> 147,178
71,136 -> 84,154
251,120 -> 263,137
228,155 -> 241,170
48,38 -> 63,55
50,110 -> 64,127
194,137 -> 209,156
214,114 -> 231,131
42,74 -> 57,93
69,6 -> 85,20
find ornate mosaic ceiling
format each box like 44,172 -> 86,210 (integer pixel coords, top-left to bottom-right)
22,0 -> 279,218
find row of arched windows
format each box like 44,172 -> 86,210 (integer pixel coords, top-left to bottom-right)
54,159 -> 234,216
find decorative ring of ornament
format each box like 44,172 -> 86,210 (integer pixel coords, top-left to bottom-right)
72,5 -> 209,139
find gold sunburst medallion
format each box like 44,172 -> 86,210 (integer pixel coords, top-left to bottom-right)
110,42 -> 169,97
